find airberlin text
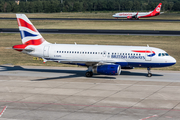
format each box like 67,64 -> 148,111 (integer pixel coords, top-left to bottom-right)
111,55 -> 145,60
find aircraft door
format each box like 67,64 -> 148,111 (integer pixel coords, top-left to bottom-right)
145,49 -> 152,61
43,46 -> 50,57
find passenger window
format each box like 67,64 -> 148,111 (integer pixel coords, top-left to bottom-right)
64,51 -> 66,53
69,51 -> 71,53
101,52 -> 102,54
67,51 -> 69,53
57,51 -> 58,53
72,51 -> 74,53
77,52 -> 79,54
62,51 -> 63,53
128,53 -> 130,55
90,52 -> 92,54
95,52 -> 97,54
59,51 -> 61,53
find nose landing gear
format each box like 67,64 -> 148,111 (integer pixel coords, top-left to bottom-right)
147,67 -> 152,77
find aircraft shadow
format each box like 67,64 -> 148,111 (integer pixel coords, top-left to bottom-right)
121,71 -> 163,77
0,65 -> 163,81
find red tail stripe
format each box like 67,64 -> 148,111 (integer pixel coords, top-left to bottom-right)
17,18 -> 37,32
13,38 -> 44,52
24,38 -> 44,45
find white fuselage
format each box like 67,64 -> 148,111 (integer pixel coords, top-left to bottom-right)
113,12 -> 151,18
26,44 -> 176,68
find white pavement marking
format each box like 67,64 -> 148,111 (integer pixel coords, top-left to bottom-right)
0,106 -> 7,117
139,115 -> 158,120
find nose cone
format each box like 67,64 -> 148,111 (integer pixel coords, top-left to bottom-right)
167,56 -> 176,66
171,57 -> 176,64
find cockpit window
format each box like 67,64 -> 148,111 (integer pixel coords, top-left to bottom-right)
159,53 -> 169,57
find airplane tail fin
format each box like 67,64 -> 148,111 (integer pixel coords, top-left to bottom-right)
16,14 -> 49,45
153,3 -> 162,13
13,14 -> 50,51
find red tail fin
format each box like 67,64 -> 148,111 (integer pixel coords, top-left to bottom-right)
153,3 -> 162,13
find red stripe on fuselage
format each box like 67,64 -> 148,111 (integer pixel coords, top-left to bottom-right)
17,18 -> 37,32
132,50 -> 155,54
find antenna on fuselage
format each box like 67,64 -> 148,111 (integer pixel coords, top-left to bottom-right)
75,42 -> 77,45
147,44 -> 149,47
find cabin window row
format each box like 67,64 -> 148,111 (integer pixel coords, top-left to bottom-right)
57,51 -> 141,56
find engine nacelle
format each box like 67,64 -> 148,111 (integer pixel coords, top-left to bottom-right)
93,65 -> 121,75
127,16 -> 133,19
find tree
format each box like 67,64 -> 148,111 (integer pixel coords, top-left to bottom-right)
173,1 -> 180,11
29,2 -> 35,13
6,2 -> 11,12
168,2 -> 174,11
12,3 -> 19,13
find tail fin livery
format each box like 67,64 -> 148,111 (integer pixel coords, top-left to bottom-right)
13,14 -> 50,51
153,3 -> 162,13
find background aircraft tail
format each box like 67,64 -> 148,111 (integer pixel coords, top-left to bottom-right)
16,14 -> 49,46
153,3 -> 162,13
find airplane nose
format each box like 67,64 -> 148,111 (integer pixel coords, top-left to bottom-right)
171,57 -> 176,63
169,56 -> 176,65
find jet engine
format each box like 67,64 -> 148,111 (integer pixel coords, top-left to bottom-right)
127,16 -> 133,19
93,64 -> 121,75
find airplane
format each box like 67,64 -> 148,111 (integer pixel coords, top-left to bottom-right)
13,14 -> 176,77
112,3 -> 163,19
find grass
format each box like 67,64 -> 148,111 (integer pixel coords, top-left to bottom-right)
1,19 -> 180,31
1,12 -> 180,19
0,33 -> 180,71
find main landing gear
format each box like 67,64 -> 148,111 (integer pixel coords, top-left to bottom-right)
147,67 -> 152,77
85,66 -> 93,77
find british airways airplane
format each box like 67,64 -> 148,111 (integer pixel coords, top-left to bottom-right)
13,14 -> 176,77
113,3 -> 163,19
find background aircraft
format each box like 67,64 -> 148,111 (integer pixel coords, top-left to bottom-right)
113,3 -> 163,19
13,14 -> 176,77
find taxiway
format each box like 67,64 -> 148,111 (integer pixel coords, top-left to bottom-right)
0,65 -> 180,120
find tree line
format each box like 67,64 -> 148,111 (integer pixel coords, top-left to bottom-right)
0,0 -> 180,13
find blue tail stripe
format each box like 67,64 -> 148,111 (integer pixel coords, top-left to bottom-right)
23,31 -> 37,37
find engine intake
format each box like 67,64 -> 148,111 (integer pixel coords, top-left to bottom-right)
93,64 -> 121,75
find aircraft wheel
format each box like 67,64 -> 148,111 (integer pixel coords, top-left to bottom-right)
85,72 -> 93,77
147,73 -> 152,77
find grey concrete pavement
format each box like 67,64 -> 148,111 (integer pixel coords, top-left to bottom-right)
0,65 -> 180,120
